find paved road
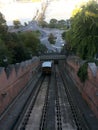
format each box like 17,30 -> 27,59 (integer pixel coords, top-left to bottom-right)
9,21 -> 65,53
40,28 -> 65,52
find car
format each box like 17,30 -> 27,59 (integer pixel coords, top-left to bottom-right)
42,61 -> 53,74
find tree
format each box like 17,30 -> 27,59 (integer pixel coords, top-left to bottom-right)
11,43 -> 30,63
37,44 -> 47,55
48,33 -> 56,44
13,20 -> 21,28
0,12 -> 46,65
19,32 -> 41,56
77,62 -> 88,82
0,39 -> 10,66
58,20 -> 67,29
6,33 -> 30,64
50,19 -> 58,24
49,19 -> 58,28
62,31 -> 66,40
66,0 -> 98,60
0,12 -> 8,37
39,20 -> 48,27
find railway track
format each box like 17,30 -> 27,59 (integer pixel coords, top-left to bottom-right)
0,65 -> 92,130
40,70 -> 56,130
17,76 -> 50,130
0,73 -> 42,130
56,65 -> 89,130
17,65 -> 90,130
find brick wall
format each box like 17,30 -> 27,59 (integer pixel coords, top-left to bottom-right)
66,56 -> 98,118
0,57 -> 40,115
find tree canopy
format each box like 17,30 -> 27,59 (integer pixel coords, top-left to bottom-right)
19,32 -> 41,55
0,12 -> 47,66
48,33 -> 56,45
0,12 -> 8,37
65,0 -> 98,60
13,20 -> 22,28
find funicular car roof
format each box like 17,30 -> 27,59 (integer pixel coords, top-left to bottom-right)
42,61 -> 52,67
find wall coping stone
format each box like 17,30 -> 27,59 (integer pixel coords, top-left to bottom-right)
15,63 -> 20,73
0,67 -> 4,74
88,62 -> 97,77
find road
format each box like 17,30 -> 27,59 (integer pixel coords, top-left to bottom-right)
9,21 -> 65,53
40,28 -> 65,52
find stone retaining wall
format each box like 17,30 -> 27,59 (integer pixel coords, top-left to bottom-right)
0,57 -> 40,115
66,56 -> 98,118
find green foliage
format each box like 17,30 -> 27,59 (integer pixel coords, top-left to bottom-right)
48,33 -> 56,44
65,0 -> 98,60
37,44 -> 47,55
32,30 -> 41,37
0,39 -> 11,66
15,46 -> 30,63
0,12 -> 47,66
39,20 -> 48,28
77,63 -> 88,82
13,20 -> 22,28
62,31 -> 66,40
49,19 -> 58,28
19,31 -> 40,55
39,18 -> 67,29
48,19 -> 67,29
0,12 -> 8,37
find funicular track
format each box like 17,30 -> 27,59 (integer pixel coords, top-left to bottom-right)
0,64 -> 91,130
16,75 -> 50,130
55,65 -> 76,130
56,65 -> 89,130
40,68 -> 56,130
0,73 -> 42,130
21,64 -> 89,130
35,65 -> 62,130
40,64 -> 89,130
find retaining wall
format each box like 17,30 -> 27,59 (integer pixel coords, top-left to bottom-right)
66,56 -> 98,118
0,57 -> 40,115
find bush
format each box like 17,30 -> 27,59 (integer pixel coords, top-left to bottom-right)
77,63 -> 88,82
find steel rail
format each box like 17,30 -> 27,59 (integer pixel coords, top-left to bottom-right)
60,66 -> 89,130
16,75 -> 46,130
40,68 -> 56,130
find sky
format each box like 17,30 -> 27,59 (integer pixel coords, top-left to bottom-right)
0,0 -> 89,25
45,0 -> 88,22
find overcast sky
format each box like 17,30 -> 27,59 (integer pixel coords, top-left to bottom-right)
0,0 -> 89,25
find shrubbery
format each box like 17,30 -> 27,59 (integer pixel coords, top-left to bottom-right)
0,12 -> 47,66
77,63 -> 88,82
